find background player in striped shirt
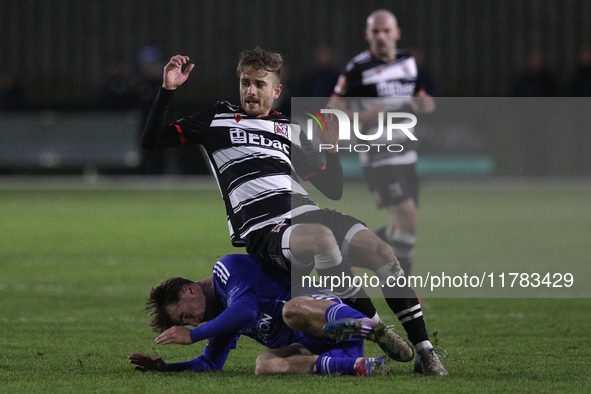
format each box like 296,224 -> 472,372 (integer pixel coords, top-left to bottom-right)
330,9 -> 439,375
128,254 -> 412,376
330,9 -> 435,279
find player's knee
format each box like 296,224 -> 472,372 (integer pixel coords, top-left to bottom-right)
282,298 -> 305,326
297,224 -> 337,254
402,215 -> 418,232
255,355 -> 288,375
254,355 -> 270,375
312,225 -> 337,251
374,238 -> 397,264
395,206 -> 418,231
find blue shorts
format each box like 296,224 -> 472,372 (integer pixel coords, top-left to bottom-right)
295,334 -> 364,358
293,293 -> 364,358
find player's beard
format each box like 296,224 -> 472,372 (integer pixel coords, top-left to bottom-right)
243,99 -> 261,115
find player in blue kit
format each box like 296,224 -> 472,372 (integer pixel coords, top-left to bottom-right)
129,254 -> 414,376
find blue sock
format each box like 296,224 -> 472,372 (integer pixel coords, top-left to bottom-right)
315,356 -> 357,375
325,302 -> 366,323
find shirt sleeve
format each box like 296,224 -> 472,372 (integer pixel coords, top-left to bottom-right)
189,257 -> 261,343
292,130 -> 343,200
167,333 -> 239,372
141,87 -> 216,150
332,62 -> 361,98
189,290 -> 257,343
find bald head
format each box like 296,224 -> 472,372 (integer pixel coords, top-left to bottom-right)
365,9 -> 400,62
366,9 -> 398,30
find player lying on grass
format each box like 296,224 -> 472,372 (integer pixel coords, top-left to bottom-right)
129,254 -> 413,376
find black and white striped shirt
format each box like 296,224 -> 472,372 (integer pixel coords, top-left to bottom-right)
143,88 -> 342,247
333,49 -> 420,166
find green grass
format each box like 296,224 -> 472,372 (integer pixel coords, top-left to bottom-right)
1,182 -> 590,393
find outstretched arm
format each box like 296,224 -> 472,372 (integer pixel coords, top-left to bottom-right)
141,55 -> 195,150
129,334 -> 238,373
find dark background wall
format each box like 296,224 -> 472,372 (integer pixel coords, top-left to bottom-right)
1,0 -> 590,176
2,0 -> 590,107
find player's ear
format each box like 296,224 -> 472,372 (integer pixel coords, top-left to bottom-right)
182,285 -> 194,295
273,83 -> 282,99
395,27 -> 401,41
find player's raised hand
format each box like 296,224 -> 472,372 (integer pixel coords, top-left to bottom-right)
318,104 -> 340,153
412,89 -> 436,113
128,352 -> 168,372
154,325 -> 192,345
162,55 -> 194,90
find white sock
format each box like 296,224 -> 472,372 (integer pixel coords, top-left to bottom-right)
391,229 -> 416,244
370,312 -> 382,323
374,260 -> 405,285
313,246 -> 342,270
415,340 -> 433,352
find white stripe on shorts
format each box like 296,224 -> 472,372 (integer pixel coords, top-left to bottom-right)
340,223 -> 369,258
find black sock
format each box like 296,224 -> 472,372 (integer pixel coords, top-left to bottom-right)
316,261 -> 361,299
376,263 -> 428,345
316,259 -> 378,319
341,292 -> 377,319
383,296 -> 428,345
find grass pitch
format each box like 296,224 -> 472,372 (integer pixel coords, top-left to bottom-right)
1,180 -> 590,393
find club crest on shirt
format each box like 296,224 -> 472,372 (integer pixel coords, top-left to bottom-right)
274,122 -> 290,138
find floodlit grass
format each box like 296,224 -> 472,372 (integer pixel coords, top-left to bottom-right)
1,182 -> 590,393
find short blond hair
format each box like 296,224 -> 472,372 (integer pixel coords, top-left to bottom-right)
237,47 -> 283,83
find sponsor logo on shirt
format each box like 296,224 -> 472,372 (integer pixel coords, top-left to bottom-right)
376,81 -> 416,97
255,313 -> 274,343
229,128 -> 290,154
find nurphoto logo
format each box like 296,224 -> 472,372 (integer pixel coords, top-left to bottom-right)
303,108 -> 417,152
